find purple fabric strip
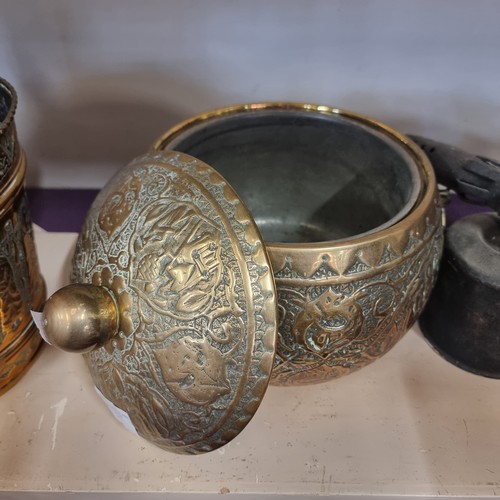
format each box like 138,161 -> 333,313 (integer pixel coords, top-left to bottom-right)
444,194 -> 490,226
26,188 -> 488,233
27,188 -> 98,233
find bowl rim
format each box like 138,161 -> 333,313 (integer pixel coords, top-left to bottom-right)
151,102 -> 438,254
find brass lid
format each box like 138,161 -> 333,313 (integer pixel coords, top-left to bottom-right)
43,151 -> 277,454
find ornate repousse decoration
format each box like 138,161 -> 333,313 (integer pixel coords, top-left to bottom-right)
72,152 -> 276,454
151,101 -> 446,388
271,205 -> 445,385
0,191 -> 46,393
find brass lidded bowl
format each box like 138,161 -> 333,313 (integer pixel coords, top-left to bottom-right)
153,104 -> 444,385
42,103 -> 443,453
0,77 -> 46,394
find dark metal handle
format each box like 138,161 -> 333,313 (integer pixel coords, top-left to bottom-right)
408,135 -> 500,215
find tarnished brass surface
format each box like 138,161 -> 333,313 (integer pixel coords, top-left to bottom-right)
0,78 -> 45,395
269,200 -> 443,385
154,103 -> 444,385
57,152 -> 277,453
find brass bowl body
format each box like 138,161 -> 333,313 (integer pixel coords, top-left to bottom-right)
154,103 -> 444,385
0,78 -> 46,394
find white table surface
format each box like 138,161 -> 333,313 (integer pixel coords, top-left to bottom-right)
0,227 -> 498,499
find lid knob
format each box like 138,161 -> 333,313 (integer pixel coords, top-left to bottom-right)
42,284 -> 119,353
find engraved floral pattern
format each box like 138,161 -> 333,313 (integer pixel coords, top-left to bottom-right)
271,207 -> 444,385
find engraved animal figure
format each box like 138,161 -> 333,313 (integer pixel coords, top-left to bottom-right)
131,201 -> 223,320
293,289 -> 364,356
154,336 -> 231,406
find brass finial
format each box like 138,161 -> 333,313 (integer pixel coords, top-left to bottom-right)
42,284 -> 119,353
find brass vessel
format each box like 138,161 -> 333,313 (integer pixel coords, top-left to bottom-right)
42,103 -> 443,452
153,104 -> 444,385
0,77 -> 46,394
